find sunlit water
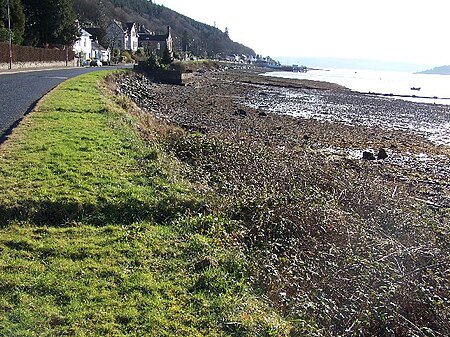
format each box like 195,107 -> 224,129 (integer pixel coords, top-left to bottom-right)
266,68 -> 450,105
242,69 -> 450,146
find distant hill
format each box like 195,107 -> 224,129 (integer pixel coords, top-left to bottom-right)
417,65 -> 450,75
73,0 -> 255,57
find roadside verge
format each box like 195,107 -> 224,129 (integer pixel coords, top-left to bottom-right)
0,71 -> 288,336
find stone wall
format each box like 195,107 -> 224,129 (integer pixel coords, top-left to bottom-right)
0,60 -> 76,70
134,63 -> 184,85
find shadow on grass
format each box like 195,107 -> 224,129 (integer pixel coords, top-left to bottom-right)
0,194 -> 203,227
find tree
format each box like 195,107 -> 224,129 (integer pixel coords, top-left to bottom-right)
161,45 -> 173,65
55,0 -> 79,45
0,0 -> 25,44
145,51 -> 159,70
22,0 -> 78,46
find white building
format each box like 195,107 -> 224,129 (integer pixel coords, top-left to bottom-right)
92,41 -> 110,63
73,29 -> 92,61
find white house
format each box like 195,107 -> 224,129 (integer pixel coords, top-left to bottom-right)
106,20 -> 139,52
73,29 -> 92,61
91,41 -> 110,63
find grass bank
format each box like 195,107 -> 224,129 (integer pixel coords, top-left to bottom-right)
0,71 -> 288,336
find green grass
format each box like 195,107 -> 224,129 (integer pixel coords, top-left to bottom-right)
0,71 -> 288,336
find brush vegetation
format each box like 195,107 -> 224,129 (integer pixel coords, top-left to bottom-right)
0,71 -> 287,336
114,68 -> 450,337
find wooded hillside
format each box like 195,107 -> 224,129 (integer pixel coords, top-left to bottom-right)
0,0 -> 255,56
74,0 -> 256,57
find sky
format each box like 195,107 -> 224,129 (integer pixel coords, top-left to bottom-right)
154,0 -> 450,67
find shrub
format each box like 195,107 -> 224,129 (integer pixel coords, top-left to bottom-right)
160,45 -> 173,65
145,51 -> 160,70
120,50 -> 135,63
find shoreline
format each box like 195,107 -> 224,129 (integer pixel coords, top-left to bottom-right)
253,69 -> 450,147
117,65 -> 450,205
115,64 -> 449,334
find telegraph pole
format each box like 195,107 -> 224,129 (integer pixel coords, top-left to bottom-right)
6,0 -> 13,69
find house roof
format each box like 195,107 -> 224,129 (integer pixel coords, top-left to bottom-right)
85,27 -> 102,40
80,29 -> 92,37
122,22 -> 136,34
138,25 -> 151,34
138,25 -> 171,42
108,19 -> 126,34
138,33 -> 168,42
92,41 -> 107,52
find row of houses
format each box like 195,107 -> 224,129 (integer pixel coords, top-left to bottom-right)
73,20 -> 173,64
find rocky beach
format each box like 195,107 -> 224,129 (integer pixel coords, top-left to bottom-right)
114,63 -> 449,336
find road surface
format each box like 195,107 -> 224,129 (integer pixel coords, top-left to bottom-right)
0,66 -> 124,142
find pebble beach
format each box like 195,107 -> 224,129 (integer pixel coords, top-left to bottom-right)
117,65 -> 450,209
114,64 -> 449,335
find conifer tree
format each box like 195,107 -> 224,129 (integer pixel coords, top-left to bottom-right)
0,0 -> 25,44
161,45 -> 173,65
22,0 -> 78,46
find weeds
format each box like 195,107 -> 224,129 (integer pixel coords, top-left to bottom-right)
116,68 -> 450,336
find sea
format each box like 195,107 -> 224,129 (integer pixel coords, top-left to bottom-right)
265,67 -> 450,105
242,66 -> 450,146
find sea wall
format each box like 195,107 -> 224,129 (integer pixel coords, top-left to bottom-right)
133,62 -> 192,85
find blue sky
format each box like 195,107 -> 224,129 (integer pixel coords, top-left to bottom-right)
155,0 -> 450,66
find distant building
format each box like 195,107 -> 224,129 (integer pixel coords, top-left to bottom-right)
73,29 -> 92,60
106,20 -> 139,52
138,25 -> 173,56
91,41 -> 110,63
73,27 -> 110,65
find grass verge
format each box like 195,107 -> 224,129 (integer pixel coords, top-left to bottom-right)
0,71 -> 288,336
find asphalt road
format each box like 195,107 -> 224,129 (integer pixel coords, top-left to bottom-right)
0,66 -> 124,142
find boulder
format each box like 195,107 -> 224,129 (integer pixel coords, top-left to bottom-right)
377,148 -> 388,160
363,151 -> 376,160
236,108 -> 247,116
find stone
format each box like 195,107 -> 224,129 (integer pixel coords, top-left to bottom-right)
377,148 -> 388,160
363,151 -> 376,160
236,108 -> 247,116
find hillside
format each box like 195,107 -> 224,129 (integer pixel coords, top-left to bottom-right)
73,0 -> 255,57
417,65 -> 450,75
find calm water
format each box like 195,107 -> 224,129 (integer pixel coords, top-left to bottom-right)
266,68 -> 450,105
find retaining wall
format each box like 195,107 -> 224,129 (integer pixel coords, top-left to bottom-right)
0,60 -> 76,70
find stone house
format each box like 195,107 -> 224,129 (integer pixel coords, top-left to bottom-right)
138,25 -> 173,56
106,20 -> 139,52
